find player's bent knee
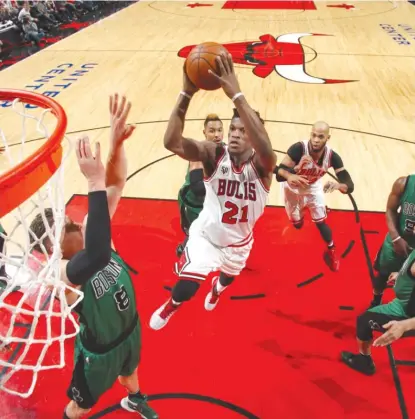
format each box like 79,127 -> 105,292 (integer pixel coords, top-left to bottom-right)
356,312 -> 376,341
172,279 -> 200,302
66,400 -> 91,419
292,219 -> 304,229
119,368 -> 137,383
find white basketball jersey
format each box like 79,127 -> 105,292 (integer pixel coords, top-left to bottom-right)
287,140 -> 333,195
192,146 -> 269,248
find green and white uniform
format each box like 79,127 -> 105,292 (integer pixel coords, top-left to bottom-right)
370,249 -> 415,317
68,250 -> 141,408
375,175 -> 415,276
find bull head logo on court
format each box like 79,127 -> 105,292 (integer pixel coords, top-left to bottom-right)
178,33 -> 356,84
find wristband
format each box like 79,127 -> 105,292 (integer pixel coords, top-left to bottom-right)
392,236 -> 401,243
231,92 -> 244,102
180,91 -> 192,100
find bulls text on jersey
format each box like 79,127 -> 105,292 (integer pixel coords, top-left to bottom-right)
217,179 -> 257,201
296,166 -> 326,184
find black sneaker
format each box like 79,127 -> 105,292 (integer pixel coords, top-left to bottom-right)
120,393 -> 158,419
341,351 -> 376,375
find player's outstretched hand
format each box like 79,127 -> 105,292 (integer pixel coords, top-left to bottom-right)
208,53 -> 241,100
323,181 -> 339,193
183,63 -> 199,96
76,136 -> 105,185
109,93 -> 135,147
373,321 -> 406,347
387,272 -> 398,287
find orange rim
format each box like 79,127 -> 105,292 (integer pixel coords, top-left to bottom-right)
0,89 -> 67,218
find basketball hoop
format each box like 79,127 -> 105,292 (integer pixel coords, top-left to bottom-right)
0,89 -> 67,218
0,89 -> 83,398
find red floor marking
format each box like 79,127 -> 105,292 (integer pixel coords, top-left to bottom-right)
186,2 -> 213,7
1,197 -> 414,418
222,1 -> 317,10
327,4 -> 355,9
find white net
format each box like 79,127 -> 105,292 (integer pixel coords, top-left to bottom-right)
0,94 -> 83,398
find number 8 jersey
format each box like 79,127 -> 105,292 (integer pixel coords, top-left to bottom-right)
191,146 -> 269,248
74,250 -> 138,347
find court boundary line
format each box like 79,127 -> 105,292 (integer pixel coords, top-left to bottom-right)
6,119 -> 414,149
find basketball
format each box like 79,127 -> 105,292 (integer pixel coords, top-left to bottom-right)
185,42 -> 230,91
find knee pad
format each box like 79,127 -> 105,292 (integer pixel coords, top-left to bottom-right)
172,279 -> 200,303
356,312 -> 375,342
292,220 -> 304,229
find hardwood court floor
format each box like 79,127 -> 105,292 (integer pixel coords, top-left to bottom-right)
0,2 -> 414,418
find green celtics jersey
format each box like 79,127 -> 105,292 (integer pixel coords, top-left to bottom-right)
178,164 -> 204,210
0,223 -> 4,234
76,251 -> 137,346
399,175 -> 415,247
394,250 -> 415,310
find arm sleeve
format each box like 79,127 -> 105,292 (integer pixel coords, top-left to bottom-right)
330,151 -> 344,170
66,191 -> 112,285
274,142 -> 303,182
189,168 -> 205,197
336,169 -> 354,193
286,142 -> 304,164
274,164 -> 296,182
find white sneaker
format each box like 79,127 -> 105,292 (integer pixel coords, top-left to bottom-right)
149,299 -> 180,330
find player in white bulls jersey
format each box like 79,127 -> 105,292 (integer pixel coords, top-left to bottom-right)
275,121 -> 354,272
150,54 -> 276,330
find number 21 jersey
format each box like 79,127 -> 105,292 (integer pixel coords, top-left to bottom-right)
193,146 -> 269,247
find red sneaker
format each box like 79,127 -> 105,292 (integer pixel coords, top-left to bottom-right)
324,247 -> 340,272
204,276 -> 223,311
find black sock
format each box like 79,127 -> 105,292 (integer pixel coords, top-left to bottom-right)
316,222 -> 333,245
372,293 -> 383,305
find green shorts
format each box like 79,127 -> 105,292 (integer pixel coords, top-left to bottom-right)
374,234 -> 407,276
67,321 -> 141,409
368,298 -> 408,318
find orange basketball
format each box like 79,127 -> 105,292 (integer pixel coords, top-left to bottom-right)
185,42 -> 230,91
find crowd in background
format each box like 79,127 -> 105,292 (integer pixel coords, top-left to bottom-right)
0,1 -> 132,64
